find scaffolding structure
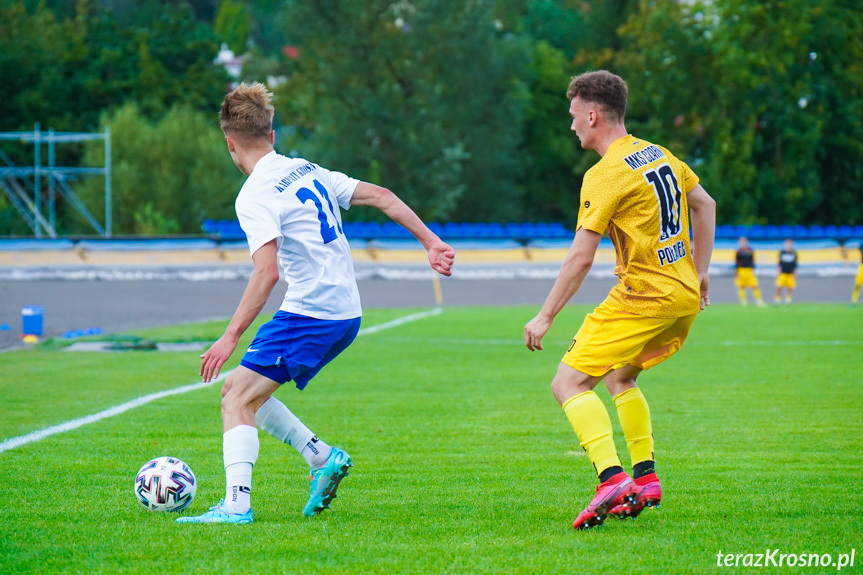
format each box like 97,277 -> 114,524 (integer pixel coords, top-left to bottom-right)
0,124 -> 111,237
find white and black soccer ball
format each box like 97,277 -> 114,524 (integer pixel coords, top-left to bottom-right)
134,456 -> 197,512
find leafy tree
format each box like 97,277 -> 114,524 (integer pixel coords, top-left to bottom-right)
518,41 -> 580,224
275,0 -> 528,222
0,0 -> 233,235
0,0 -> 227,131
214,0 -> 250,54
73,103 -> 244,235
579,0 -> 863,225
0,1 -> 77,133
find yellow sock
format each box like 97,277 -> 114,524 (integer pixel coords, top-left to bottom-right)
563,391 -> 621,478
853,284 -> 861,303
613,388 -> 655,466
753,287 -> 763,301
737,288 -> 747,303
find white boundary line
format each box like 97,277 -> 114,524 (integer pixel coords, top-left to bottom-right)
356,307 -> 442,335
0,308 -> 443,455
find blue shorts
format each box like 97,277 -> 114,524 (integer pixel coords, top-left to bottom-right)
240,311 -> 361,390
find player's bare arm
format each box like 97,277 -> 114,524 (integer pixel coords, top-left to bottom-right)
687,184 -> 716,310
524,228 -> 602,351
200,239 -> 280,382
350,182 -> 455,276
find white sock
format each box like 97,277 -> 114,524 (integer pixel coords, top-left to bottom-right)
255,397 -> 332,468
222,424 -> 259,513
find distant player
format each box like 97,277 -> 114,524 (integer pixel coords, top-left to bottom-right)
852,245 -> 863,306
523,71 -> 716,530
774,238 -> 798,304
177,82 -> 455,524
735,236 -> 765,306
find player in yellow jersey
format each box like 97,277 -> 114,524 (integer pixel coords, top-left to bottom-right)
774,238 -> 798,305
852,245 -> 863,306
524,71 -> 716,530
736,236 -> 765,306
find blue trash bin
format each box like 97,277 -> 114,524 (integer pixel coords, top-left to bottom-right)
22,305 -> 44,336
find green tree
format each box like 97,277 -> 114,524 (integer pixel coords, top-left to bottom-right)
74,103 -> 244,235
214,0 -> 250,54
276,0 -> 528,222
579,0 -> 863,225
518,41 -> 580,224
0,1 -> 228,131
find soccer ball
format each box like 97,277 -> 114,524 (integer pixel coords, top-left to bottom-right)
134,456 -> 197,512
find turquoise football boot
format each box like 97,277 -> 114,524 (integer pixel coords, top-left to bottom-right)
176,499 -> 253,524
303,447 -> 352,517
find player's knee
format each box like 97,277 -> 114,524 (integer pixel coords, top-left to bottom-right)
551,369 -> 595,404
220,374 -> 234,398
220,385 -> 248,417
607,371 -> 638,387
605,376 -> 637,396
220,392 -> 233,417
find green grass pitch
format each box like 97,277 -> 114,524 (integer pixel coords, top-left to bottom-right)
0,304 -> 860,574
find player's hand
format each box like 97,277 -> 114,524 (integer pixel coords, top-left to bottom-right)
524,314 -> 552,351
699,273 -> 710,310
200,333 -> 239,383
428,240 -> 455,276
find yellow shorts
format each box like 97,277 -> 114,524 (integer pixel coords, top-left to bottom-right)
562,300 -> 697,377
735,268 -> 759,288
776,273 -> 796,289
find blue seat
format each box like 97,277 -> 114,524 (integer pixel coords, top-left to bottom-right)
823,225 -> 839,240
808,225 -> 825,239
778,225 -> 794,239
548,222 -> 572,238
214,220 -> 243,240
792,225 -> 809,239
749,224 -> 765,239
534,223 -> 553,239
764,224 -> 780,239
345,221 -> 380,239
837,225 -> 852,240
715,224 -> 735,239
734,224 -> 749,239
462,222 -> 481,238
506,222 -> 531,239
443,222 -> 464,239
202,219 -> 218,234
382,221 -> 410,239
470,222 -> 489,238
852,225 -> 863,239
487,222 -> 506,240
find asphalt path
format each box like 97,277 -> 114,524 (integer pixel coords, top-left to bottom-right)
0,273 -> 856,350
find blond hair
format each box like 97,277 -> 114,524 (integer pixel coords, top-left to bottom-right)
566,71 -> 628,123
220,82 -> 274,140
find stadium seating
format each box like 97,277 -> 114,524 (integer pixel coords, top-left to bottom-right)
202,220 -> 863,242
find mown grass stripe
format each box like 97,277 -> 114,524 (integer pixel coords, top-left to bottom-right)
0,308 -> 442,454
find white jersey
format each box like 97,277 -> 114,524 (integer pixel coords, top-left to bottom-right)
235,151 -> 362,320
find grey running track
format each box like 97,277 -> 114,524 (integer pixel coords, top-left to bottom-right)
0,274 -> 856,351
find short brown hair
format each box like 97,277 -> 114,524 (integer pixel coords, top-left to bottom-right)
566,71 -> 628,122
220,82 -> 274,140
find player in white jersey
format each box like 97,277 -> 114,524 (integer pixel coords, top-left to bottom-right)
178,82 -> 455,524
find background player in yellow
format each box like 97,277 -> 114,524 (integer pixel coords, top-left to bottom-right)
852,245 -> 863,306
523,71 -> 716,530
735,236 -> 765,306
774,238 -> 798,304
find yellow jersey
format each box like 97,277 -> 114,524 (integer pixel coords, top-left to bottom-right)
577,134 -> 701,318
